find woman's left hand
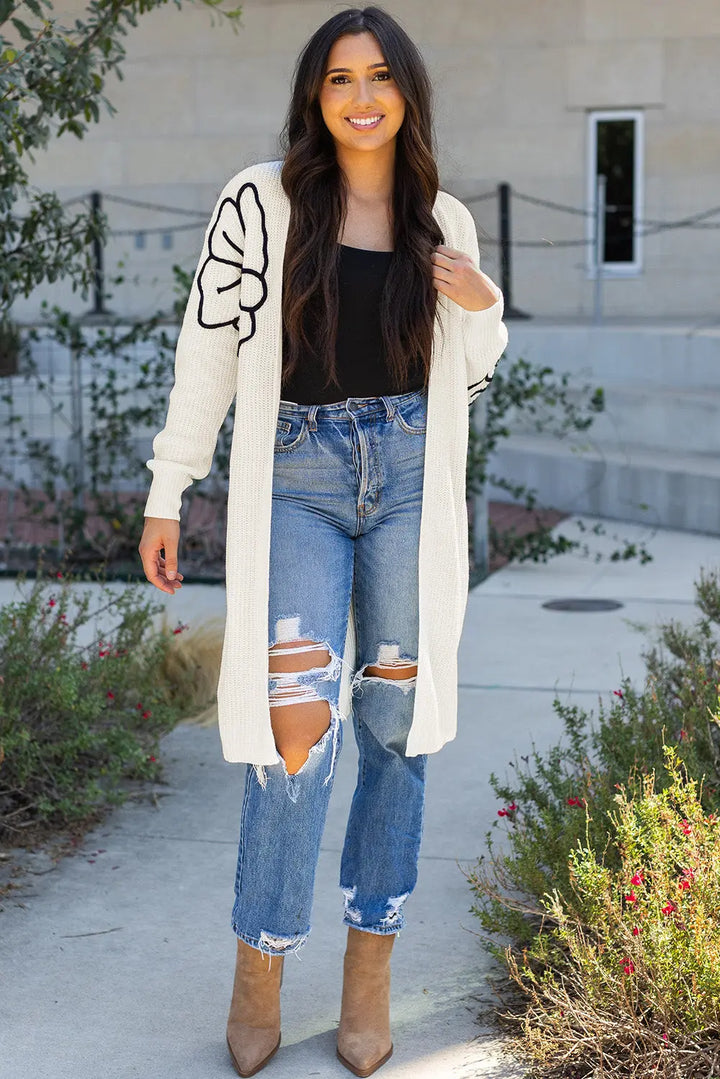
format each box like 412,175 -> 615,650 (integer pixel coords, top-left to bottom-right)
431,244 -> 499,312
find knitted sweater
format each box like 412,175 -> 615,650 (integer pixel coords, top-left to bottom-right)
144,159 -> 508,764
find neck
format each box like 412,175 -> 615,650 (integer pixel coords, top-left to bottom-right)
334,141 -> 395,203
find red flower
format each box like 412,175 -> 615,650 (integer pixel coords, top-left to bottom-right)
48,597 -> 56,607
136,702 -> 143,710
621,958 -> 635,974
662,902 -> 676,915
142,710 -> 151,719
632,926 -> 641,936
508,802 -> 518,811
613,689 -> 624,700
497,808 -> 508,817
172,622 -> 190,635
680,819 -> 692,836
56,571 -> 63,579
567,796 -> 579,806
106,691 -> 115,700
679,728 -> 688,741
625,892 -> 637,904
662,1034 -> 669,1043
631,872 -> 644,887
148,755 -> 156,763
80,661 -> 89,670
678,879 -> 690,891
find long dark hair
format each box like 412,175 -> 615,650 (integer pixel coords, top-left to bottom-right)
278,6 -> 445,397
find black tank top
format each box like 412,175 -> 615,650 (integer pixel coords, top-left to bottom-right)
280,243 -> 427,405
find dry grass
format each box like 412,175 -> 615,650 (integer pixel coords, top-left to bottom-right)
156,612 -> 225,728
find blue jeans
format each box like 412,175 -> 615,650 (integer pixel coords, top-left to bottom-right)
230,388 -> 429,958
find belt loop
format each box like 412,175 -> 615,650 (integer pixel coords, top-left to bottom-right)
381,395 -> 395,420
307,404 -> 318,431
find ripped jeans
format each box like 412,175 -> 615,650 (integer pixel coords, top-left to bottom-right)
230,388 -> 429,958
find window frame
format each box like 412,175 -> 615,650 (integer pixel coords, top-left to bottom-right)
585,108 -> 644,278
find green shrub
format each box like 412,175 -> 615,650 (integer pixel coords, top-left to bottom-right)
499,744 -> 720,1079
467,569 -> 720,958
465,568 -> 720,1077
0,557 -> 207,845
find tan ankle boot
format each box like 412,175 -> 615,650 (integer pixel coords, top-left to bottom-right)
336,927 -> 395,1077
226,938 -> 283,1078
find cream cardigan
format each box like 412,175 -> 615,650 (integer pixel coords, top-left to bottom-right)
144,159 -> 508,764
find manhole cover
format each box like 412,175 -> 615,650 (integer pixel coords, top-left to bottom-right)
542,598 -> 624,612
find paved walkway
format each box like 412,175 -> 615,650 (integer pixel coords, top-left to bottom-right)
3,515 -> 720,1078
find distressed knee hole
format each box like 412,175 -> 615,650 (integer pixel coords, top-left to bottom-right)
352,643 -> 418,697
269,692 -> 331,775
269,638 -> 331,674
365,662 -> 418,679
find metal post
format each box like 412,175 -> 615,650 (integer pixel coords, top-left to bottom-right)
498,182 -> 512,307
90,191 -> 107,316
498,183 -> 531,319
69,336 -> 85,545
593,174 -> 606,325
471,393 -> 489,582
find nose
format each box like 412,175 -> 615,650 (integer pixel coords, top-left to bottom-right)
353,76 -> 376,107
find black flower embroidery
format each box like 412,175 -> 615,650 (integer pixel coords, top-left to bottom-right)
196,181 -> 269,352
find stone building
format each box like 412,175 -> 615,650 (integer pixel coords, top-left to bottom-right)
11,1 -> 720,531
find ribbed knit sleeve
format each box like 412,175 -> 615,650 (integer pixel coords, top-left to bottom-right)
453,200 -> 509,406
144,175 -> 247,520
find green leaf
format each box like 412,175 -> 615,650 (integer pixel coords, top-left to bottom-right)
1,47 -> 17,62
10,16 -> 35,42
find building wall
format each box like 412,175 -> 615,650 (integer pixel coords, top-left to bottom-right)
15,0 -> 720,321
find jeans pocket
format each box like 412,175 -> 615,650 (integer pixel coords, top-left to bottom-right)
274,413 -> 308,452
393,391 -> 428,434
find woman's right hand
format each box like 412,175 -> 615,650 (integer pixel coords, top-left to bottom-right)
138,517 -> 184,595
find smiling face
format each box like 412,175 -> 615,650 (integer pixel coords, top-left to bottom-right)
318,31 -> 406,156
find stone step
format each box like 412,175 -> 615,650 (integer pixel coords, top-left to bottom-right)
488,434 -> 720,533
509,382 -> 720,457
504,321 -> 720,391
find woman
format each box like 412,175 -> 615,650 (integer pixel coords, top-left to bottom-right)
139,6 -> 507,1077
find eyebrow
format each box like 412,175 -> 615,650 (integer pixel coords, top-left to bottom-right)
326,62 -> 388,74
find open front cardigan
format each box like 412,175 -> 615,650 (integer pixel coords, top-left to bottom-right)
144,159 -> 508,764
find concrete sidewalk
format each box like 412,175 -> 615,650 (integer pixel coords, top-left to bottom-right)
3,515 -> 720,1078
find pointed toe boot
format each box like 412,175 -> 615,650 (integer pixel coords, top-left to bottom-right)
336,927 -> 395,1077
226,937 -> 283,1077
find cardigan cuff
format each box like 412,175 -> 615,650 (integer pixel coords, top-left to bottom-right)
143,462 -> 194,521
463,275 -> 505,348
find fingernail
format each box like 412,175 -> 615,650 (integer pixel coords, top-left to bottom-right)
167,571 -> 176,580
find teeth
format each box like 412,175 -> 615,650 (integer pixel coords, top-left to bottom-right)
347,116 -> 382,126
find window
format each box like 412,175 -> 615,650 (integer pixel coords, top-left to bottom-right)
586,110 -> 644,275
